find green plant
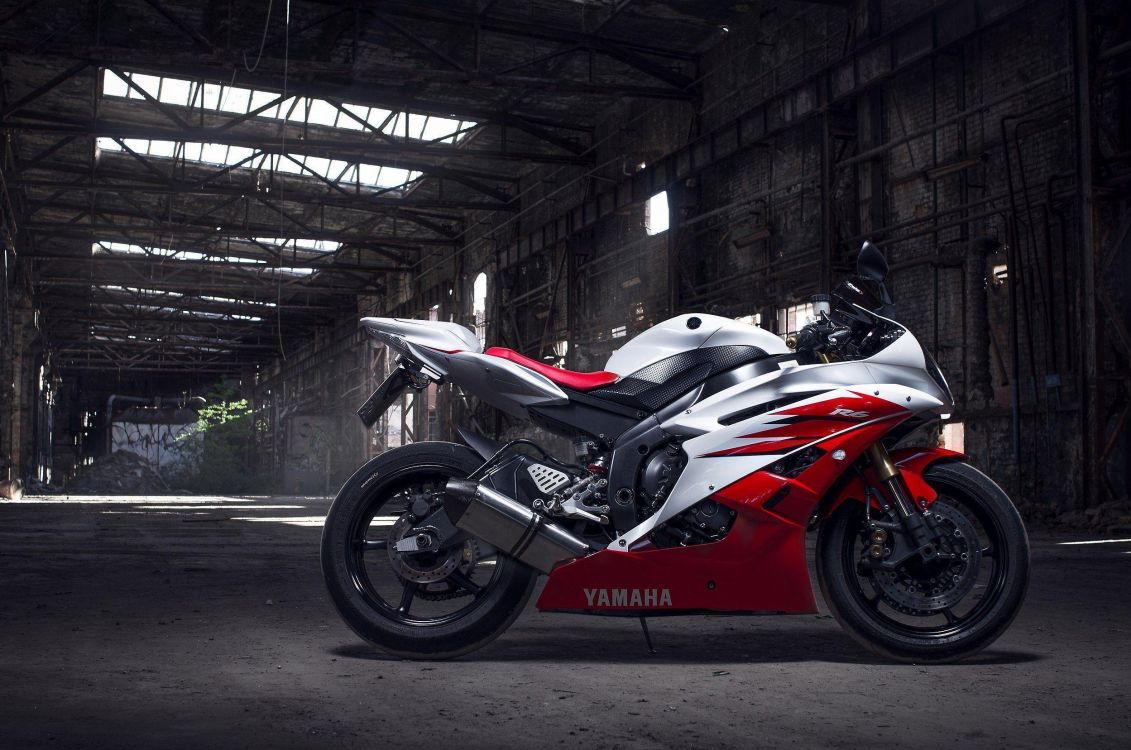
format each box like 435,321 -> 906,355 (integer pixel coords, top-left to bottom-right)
170,383 -> 272,494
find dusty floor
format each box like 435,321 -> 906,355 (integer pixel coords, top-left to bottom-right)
1,494 -> 1128,749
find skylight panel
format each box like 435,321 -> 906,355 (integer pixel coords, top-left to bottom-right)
102,69 -> 476,143
219,86 -> 252,114
93,241 -> 266,265
93,242 -> 311,275
103,70 -> 129,97
367,108 -> 394,129
148,139 -> 176,158
201,295 -> 276,308
200,141 -> 229,165
161,77 -> 191,106
407,113 -> 428,140
96,137 -> 418,190
200,82 -> 222,110
382,112 -> 403,137
121,137 -> 148,153
128,72 -> 161,99
103,284 -> 184,298
248,90 -> 280,118
252,237 -> 341,252
306,99 -> 339,127
422,116 -> 461,142
339,104 -> 368,130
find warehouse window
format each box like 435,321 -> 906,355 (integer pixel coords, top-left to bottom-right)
941,421 -> 965,452
645,191 -> 669,236
472,272 -> 488,346
775,303 -> 815,335
735,313 -> 762,327
95,137 -> 420,191
552,340 -> 569,364
101,69 -> 475,143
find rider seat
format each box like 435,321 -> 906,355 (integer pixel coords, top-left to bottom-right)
483,347 -> 619,392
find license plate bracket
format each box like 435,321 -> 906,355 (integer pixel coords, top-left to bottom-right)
356,366 -> 413,428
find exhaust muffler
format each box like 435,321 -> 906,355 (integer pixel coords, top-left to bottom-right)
444,478 -> 591,573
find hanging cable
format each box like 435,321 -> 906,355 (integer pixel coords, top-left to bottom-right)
243,0 -> 276,73
274,0 -> 290,361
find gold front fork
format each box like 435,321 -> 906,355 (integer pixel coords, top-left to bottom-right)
865,442 -> 899,482
867,441 -> 921,520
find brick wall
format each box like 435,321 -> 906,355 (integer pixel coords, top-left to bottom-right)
255,0 -> 1128,511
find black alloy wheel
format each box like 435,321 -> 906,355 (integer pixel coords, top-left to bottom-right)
817,460 -> 1029,663
322,442 -> 536,659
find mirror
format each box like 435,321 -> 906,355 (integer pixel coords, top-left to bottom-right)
857,241 -> 889,282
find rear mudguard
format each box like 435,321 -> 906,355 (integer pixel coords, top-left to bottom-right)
818,446 -> 966,521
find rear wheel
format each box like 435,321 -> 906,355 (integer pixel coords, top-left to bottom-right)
817,460 -> 1029,663
321,442 -> 537,659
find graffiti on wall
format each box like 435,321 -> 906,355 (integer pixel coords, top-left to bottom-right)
285,415 -> 335,493
112,421 -> 201,469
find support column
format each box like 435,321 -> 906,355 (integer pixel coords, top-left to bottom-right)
1074,0 -> 1099,509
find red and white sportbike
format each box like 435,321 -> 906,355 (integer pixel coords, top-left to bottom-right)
322,242 -> 1029,663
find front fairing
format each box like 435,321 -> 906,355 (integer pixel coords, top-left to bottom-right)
859,313 -> 955,413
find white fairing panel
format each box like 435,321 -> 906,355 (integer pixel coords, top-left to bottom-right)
608,326 -> 952,549
360,317 -> 567,418
604,314 -> 789,376
361,317 -> 481,354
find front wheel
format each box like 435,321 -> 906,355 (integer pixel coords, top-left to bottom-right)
817,460 -> 1029,663
321,441 -> 537,659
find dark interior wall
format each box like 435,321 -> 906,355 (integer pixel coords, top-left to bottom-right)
247,0 -> 1129,509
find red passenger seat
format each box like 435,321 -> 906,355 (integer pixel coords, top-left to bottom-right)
484,347 -> 619,392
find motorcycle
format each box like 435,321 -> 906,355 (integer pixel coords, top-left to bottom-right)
321,241 -> 1029,663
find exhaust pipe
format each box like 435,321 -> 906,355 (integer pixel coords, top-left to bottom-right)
444,478 -> 590,574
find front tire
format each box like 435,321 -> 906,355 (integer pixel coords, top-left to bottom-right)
321,441 -> 537,659
817,460 -> 1029,663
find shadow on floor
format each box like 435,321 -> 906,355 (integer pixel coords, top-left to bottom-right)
330,623 -> 1042,666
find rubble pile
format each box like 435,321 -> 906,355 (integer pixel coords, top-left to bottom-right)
66,451 -> 171,495
1045,500 -> 1131,535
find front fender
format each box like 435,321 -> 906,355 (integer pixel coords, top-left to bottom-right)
819,447 -> 966,521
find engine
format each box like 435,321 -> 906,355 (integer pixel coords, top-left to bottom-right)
638,443 -> 684,521
649,499 -> 736,548
638,442 -> 737,548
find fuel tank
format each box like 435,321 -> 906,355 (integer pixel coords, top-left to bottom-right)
604,314 -> 790,376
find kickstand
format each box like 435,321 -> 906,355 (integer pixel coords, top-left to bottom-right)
639,616 -> 656,654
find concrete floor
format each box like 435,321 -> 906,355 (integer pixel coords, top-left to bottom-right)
1,495 -> 1128,750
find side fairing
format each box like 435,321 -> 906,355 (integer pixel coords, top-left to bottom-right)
608,332 -> 951,549
417,350 -> 569,418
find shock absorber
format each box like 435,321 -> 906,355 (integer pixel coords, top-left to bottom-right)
866,442 -> 936,555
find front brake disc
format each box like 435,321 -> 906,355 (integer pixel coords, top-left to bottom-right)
872,500 -> 982,614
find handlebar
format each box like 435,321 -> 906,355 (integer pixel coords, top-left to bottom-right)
794,314 -> 852,358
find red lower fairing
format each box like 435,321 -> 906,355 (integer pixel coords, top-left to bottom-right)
538,415 -> 930,614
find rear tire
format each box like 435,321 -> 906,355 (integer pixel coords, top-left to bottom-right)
817,460 -> 1029,663
321,442 -> 537,659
